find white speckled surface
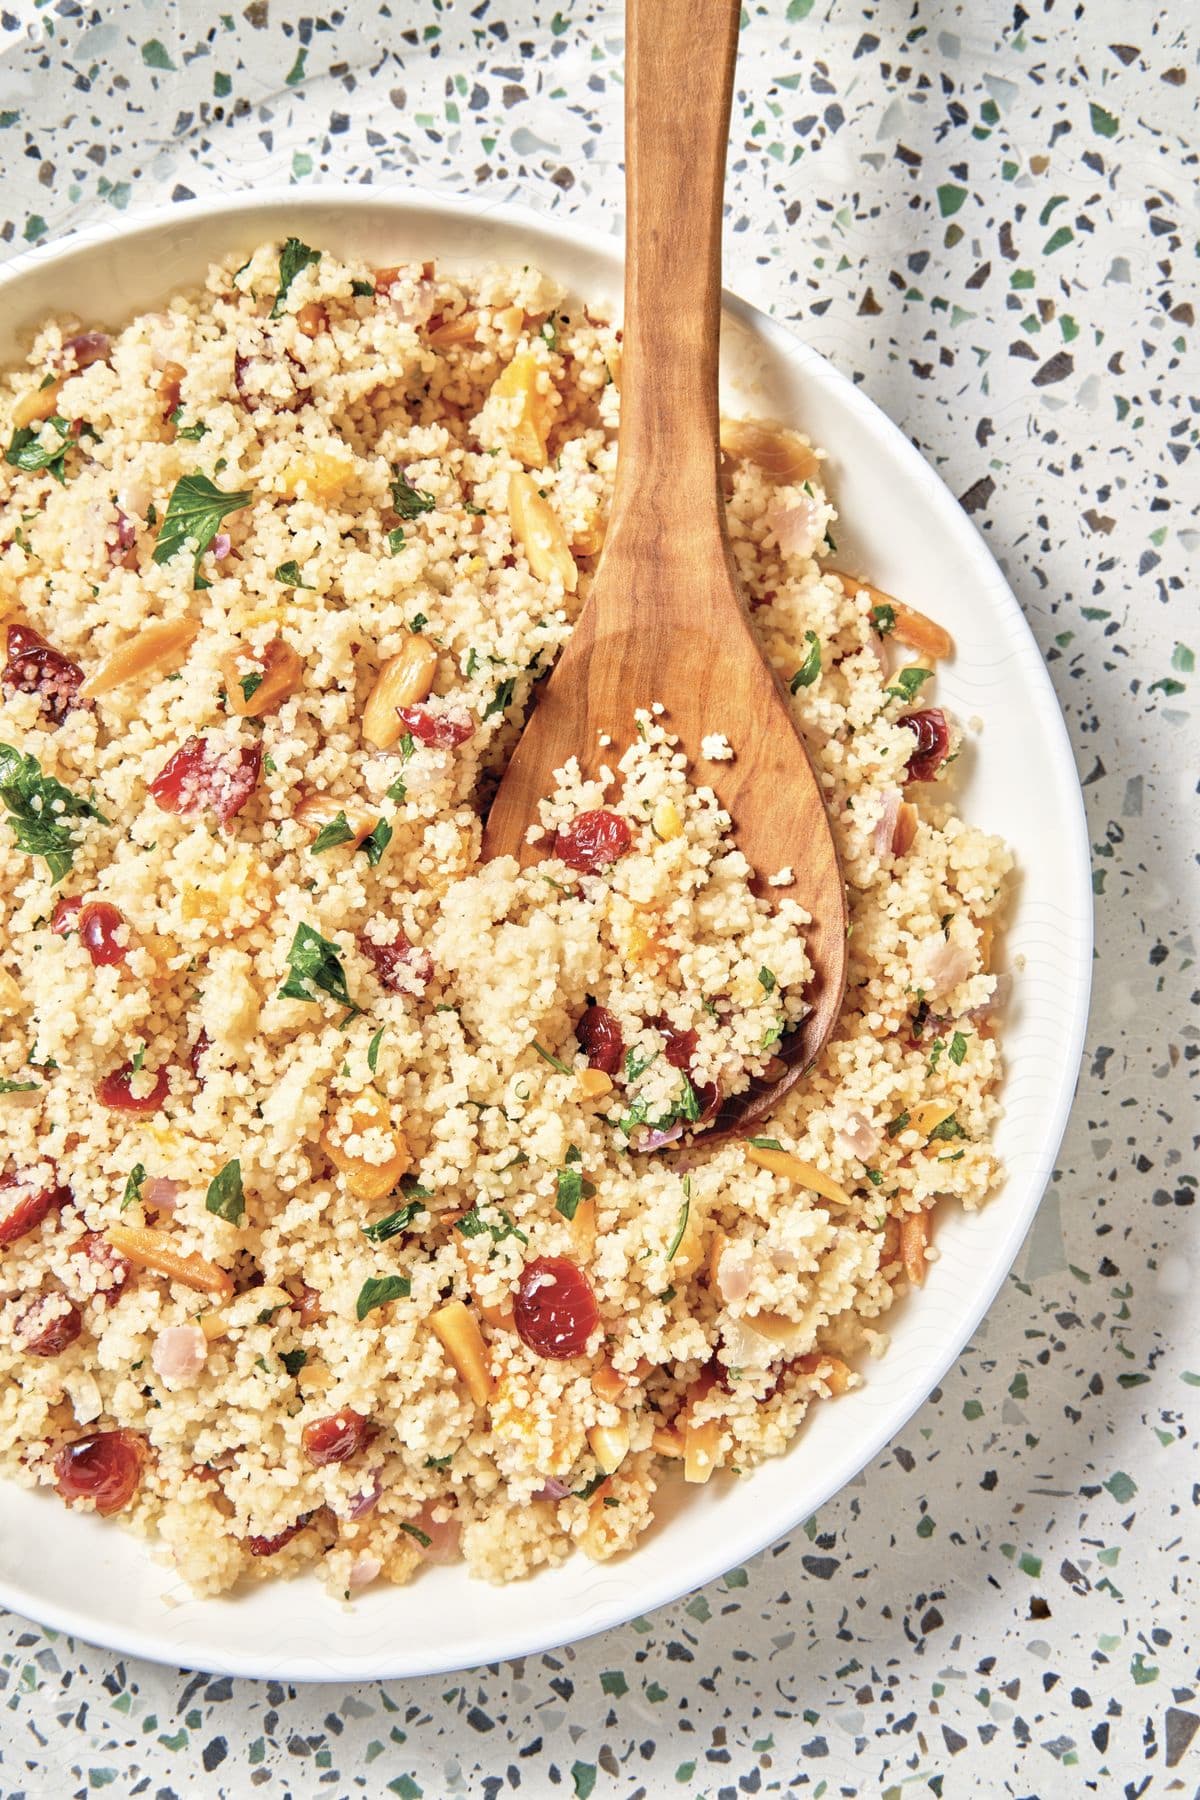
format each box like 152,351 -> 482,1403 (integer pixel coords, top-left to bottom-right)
0,2 -> 1196,1795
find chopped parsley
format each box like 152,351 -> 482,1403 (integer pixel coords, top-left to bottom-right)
929,1113 -> 966,1141
757,966 -> 777,995
0,1077 -> 39,1095
886,666 -> 933,703
789,631 -> 821,692
885,1110 -> 911,1138
424,1453 -> 453,1469
171,410 -> 208,442
355,1274 -> 411,1319
367,1025 -> 386,1074
532,1041 -> 573,1076
624,1048 -> 655,1082
574,1470 -> 607,1501
278,922 -> 360,1022
398,1520 -> 432,1548
666,1179 -> 691,1262
362,1199 -> 426,1243
927,1037 -> 946,1073
5,415 -> 72,482
865,1168 -> 884,1187
271,236 -> 321,318
408,613 -> 428,633
540,318 -> 558,350
948,1030 -> 969,1067
870,602 -> 896,635
555,1149 -> 595,1221
205,1157 -> 245,1225
280,1348 -> 308,1378
0,743 -> 108,883
760,1017 -> 785,1051
385,775 -> 407,804
274,559 -> 312,589
309,812 -> 355,855
386,527 -> 406,555
152,470 -> 252,589
351,277 -> 376,297
238,671 -> 264,704
389,473 -> 436,519
748,1136 -> 783,1151
361,817 -> 392,868
455,1205 -> 528,1246
482,676 -> 516,721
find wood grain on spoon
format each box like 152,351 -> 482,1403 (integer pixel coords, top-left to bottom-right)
482,0 -> 847,1134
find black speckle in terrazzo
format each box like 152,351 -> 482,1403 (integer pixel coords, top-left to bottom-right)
0,1 -> 1195,1794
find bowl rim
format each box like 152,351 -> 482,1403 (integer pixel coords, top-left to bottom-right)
0,182 -> 1093,1679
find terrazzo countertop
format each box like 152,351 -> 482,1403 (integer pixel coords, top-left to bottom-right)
1,2 -> 1196,1794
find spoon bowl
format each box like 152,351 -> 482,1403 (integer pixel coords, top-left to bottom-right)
482,0 -> 847,1131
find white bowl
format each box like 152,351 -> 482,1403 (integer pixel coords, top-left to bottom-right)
0,187 -> 1092,1679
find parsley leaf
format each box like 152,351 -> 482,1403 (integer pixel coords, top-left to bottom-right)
483,676 -> 516,721
279,922 -> 359,1021
274,559 -> 312,589
389,473 -> 436,520
398,1520 -> 432,1548
0,1077 -> 39,1095
865,1168 -> 884,1187
280,1348 -> 308,1377
205,1157 -> 245,1225
949,1030 -> 969,1066
271,236 -> 321,318
351,277 -> 376,297
927,1037 -> 945,1072
455,1205 -> 528,1246
362,1199 -> 425,1243
5,416 -> 71,482
533,1041 -> 573,1075
555,1159 -> 596,1221
885,1109 -> 911,1138
928,1113 -> 966,1141
886,666 -> 933,703
309,811 -> 355,855
748,1135 -> 783,1151
666,1181 -> 691,1262
360,817 -> 392,868
356,1274 -> 411,1319
0,743 -> 107,883
367,1025 -> 386,1075
757,966 -> 777,995
789,631 -> 821,692
624,1048 -> 655,1082
239,671 -> 263,704
152,471 -> 252,588
870,602 -> 896,636
424,1453 -> 453,1469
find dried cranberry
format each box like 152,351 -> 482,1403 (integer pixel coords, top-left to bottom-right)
51,895 -> 83,936
247,1511 -> 313,1557
2,622 -> 89,725
358,927 -> 434,993
554,809 -> 632,874
576,1004 -> 624,1075
0,1170 -> 70,1248
396,702 -> 474,748
77,1229 -> 133,1306
54,1429 -> 145,1516
96,1061 -> 170,1114
188,1027 -> 211,1081
78,901 -> 127,967
148,736 -> 263,826
900,709 -> 950,783
302,1408 -> 372,1466
661,1024 -> 698,1070
17,1293 -> 83,1357
514,1256 -> 600,1360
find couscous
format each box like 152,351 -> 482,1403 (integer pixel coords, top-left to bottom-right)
0,242 -> 1010,1596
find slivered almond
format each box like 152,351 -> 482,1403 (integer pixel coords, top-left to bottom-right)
831,571 -> 954,660
363,634 -> 439,748
588,1422 -> 630,1476
12,378 -> 62,429
105,1223 -> 234,1302
78,618 -> 199,699
651,1424 -> 685,1458
223,637 -> 304,718
744,1144 -> 852,1208
892,800 -> 919,857
294,792 -> 381,849
719,416 -> 819,484
508,472 -> 578,592
570,1195 -> 597,1262
431,1300 -> 494,1405
683,1417 -> 722,1484
490,351 -> 555,467
899,1210 -> 932,1286
429,312 -> 479,349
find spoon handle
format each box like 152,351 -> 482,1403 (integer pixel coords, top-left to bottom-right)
609,0 -> 741,555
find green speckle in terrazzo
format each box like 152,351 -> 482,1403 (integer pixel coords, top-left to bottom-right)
0,0 -> 1194,1795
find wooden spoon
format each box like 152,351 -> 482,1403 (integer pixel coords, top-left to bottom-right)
483,0 -> 846,1134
